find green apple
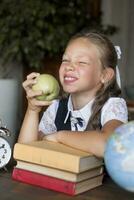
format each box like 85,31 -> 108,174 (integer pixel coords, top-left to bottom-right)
32,74 -> 60,101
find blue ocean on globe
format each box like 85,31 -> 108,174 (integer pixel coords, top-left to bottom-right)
104,121 -> 134,192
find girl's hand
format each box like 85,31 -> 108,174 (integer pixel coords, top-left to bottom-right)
44,133 -> 59,142
23,72 -> 52,113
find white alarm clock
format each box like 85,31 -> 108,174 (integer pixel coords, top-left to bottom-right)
0,123 -> 12,169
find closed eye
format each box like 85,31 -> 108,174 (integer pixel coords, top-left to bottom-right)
62,59 -> 70,63
79,61 -> 89,65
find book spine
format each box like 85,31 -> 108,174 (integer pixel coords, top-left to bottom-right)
12,168 -> 75,195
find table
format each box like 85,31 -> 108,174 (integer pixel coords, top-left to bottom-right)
0,168 -> 134,200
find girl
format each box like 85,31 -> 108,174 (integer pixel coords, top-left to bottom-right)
18,31 -> 128,157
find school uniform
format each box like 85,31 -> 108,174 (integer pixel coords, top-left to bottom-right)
39,95 -> 128,135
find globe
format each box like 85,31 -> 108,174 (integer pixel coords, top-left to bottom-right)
104,121 -> 134,192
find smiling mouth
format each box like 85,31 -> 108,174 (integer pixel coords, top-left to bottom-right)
64,76 -> 78,83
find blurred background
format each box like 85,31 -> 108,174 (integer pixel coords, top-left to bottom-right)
0,0 -> 133,148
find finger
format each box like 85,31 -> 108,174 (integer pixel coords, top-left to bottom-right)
45,134 -> 57,142
27,98 -> 52,112
26,72 -> 40,80
22,78 -> 37,91
27,89 -> 43,99
33,99 -> 53,107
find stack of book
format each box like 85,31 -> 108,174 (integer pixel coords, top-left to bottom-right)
12,140 -> 104,195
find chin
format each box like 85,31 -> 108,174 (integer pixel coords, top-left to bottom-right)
64,89 -> 78,95
62,82 -> 80,93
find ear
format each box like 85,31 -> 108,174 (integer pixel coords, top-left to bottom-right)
101,68 -> 115,83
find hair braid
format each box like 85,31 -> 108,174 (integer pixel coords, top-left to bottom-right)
87,77 -> 121,130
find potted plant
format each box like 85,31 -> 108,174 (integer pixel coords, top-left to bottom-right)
0,0 -> 117,71
0,0 -> 117,147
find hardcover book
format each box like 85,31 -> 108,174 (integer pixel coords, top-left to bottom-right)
12,168 -> 104,195
13,141 -> 103,173
15,160 -> 104,182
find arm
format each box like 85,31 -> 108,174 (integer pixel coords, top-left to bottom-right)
44,98 -> 128,157
18,72 -> 51,144
45,119 -> 123,157
18,108 -> 40,143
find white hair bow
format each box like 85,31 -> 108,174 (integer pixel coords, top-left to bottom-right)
115,46 -> 121,88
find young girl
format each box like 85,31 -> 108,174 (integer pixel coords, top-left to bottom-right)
18,31 -> 128,157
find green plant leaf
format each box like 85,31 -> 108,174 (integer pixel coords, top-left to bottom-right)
0,0 -> 117,69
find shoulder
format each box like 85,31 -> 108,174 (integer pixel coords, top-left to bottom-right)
103,97 -> 127,107
46,99 -> 60,113
47,97 -> 68,111
39,99 -> 60,134
42,97 -> 68,115
101,97 -> 128,126
40,99 -> 60,120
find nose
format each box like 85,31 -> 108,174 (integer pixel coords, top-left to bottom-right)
65,61 -> 75,71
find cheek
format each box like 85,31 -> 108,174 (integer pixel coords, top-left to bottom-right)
79,67 -> 102,83
78,67 -> 92,77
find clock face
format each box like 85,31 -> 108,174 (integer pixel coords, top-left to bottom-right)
0,137 -> 11,168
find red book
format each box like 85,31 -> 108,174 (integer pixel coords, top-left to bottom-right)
12,168 -> 103,195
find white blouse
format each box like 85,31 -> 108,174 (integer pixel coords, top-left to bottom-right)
39,97 -> 128,135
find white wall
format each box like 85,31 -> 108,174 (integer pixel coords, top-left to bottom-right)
0,62 -> 23,141
101,0 -> 134,93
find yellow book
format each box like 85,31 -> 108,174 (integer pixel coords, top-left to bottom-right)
15,160 -> 104,182
13,140 -> 103,173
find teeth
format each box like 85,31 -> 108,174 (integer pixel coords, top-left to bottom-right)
64,76 -> 75,81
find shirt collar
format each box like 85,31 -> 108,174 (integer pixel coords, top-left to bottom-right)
64,95 -> 94,126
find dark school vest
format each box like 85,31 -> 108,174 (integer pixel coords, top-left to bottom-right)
55,98 -> 71,131
55,98 -> 102,131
